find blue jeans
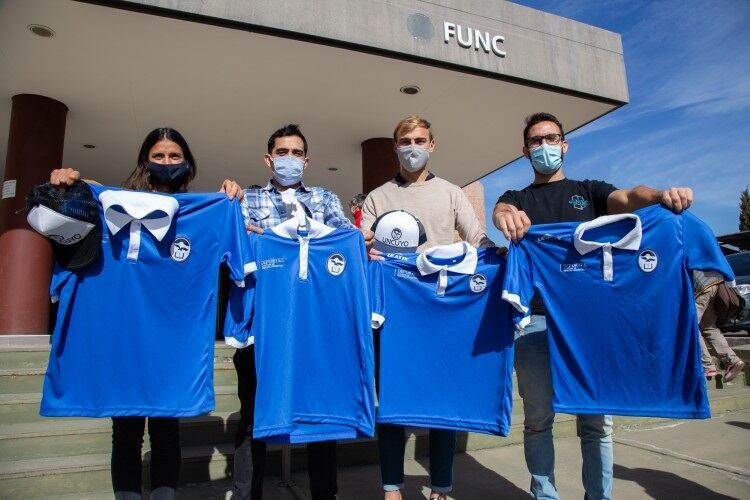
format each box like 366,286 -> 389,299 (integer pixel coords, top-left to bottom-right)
377,423 -> 456,493
515,316 -> 613,500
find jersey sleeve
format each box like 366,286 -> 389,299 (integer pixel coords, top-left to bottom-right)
501,242 -> 534,329
368,260 -> 386,329
682,211 -> 735,284
221,199 -> 256,286
49,264 -> 74,303
223,272 -> 256,348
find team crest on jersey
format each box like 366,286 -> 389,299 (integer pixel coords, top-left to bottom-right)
638,250 -> 658,273
569,195 -> 589,210
327,253 -> 346,276
170,237 -> 191,262
469,273 -> 487,293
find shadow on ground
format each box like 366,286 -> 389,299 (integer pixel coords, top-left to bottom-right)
613,464 -> 737,500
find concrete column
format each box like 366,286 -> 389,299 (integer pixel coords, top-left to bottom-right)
361,138 -> 398,194
0,94 -> 68,335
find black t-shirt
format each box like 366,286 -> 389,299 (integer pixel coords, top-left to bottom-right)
497,178 -> 618,315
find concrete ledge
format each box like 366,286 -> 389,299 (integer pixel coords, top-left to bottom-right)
0,336 -> 50,348
114,0 -> 628,103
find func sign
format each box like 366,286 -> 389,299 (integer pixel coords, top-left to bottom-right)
443,21 -> 506,57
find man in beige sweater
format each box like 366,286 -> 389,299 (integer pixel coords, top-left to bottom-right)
361,116 -> 492,500
361,116 -> 492,253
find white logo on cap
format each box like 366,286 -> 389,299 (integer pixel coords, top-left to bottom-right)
27,205 -> 95,245
327,253 -> 346,276
470,273 -> 487,293
638,250 -> 657,272
48,232 -> 84,245
170,237 -> 191,262
374,210 -> 422,251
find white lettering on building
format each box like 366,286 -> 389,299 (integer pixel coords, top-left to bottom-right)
443,22 -> 506,57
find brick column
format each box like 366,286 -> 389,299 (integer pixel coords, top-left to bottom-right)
0,94 -> 68,335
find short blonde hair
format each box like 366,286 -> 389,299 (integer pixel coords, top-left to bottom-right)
393,115 -> 433,142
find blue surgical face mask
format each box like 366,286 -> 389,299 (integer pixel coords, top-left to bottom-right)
396,145 -> 430,173
146,161 -> 191,191
529,143 -> 563,175
272,155 -> 305,187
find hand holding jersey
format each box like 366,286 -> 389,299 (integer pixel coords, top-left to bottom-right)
502,205 -> 734,418
493,118 -> 693,242
48,167 -> 245,200
492,112 -> 702,500
362,116 -> 495,500
233,124 -> 353,500
41,184 -> 252,417
225,217 -> 375,443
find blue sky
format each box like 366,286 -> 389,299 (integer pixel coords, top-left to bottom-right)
480,0 -> 750,244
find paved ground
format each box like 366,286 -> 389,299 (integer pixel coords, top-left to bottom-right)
69,409 -> 750,499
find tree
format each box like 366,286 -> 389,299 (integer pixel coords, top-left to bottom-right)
741,187 -> 750,231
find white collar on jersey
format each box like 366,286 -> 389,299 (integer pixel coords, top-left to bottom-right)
270,216 -> 335,239
270,217 -> 336,281
573,213 -> 642,282
416,241 -> 478,276
99,190 -> 179,261
573,213 -> 642,255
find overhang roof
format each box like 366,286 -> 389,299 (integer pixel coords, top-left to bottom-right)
0,0 -> 626,204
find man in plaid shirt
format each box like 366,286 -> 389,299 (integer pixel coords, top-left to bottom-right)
233,123 -> 351,500
240,124 -> 352,232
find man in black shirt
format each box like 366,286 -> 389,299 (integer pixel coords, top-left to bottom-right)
492,112 -> 692,500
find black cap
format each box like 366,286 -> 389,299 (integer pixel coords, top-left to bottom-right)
26,181 -> 102,270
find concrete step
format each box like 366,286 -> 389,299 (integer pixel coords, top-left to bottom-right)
0,362 -> 239,395
0,385 -> 244,425
3,389 -> 750,500
0,365 -> 743,427
725,335 -> 750,348
0,347 -> 51,371
0,400 -> 536,463
733,343 -> 750,360
0,368 -> 44,394
0,412 -> 243,462
0,444 -> 236,500
1,341 -> 748,498
0,389 -> 524,462
2,384 -> 749,475
0,343 -> 237,370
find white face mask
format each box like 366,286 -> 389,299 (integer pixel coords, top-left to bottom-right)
272,155 -> 305,186
396,145 -> 430,173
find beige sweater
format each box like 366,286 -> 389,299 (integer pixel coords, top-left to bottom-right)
361,175 -> 493,251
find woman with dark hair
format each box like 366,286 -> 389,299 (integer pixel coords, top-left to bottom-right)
49,127 -> 243,500
123,127 -> 198,192
51,127 -> 242,198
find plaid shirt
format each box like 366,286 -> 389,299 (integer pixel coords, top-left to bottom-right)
240,181 -> 353,230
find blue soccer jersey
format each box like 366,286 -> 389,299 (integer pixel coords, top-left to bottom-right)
225,218 -> 375,443
502,205 -> 735,419
370,243 -> 515,436
41,184 -> 251,417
